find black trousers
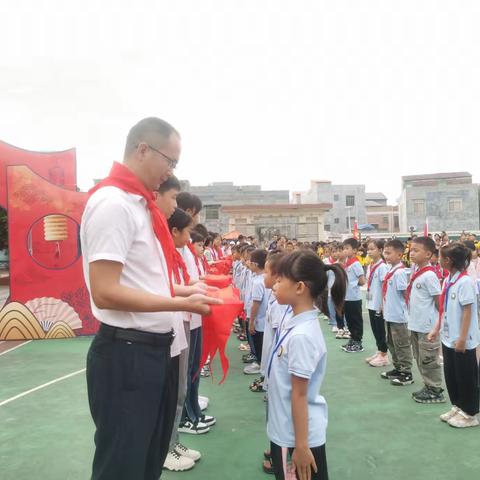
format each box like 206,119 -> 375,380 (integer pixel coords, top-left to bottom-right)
344,300 -> 363,342
86,331 -> 179,480
442,344 -> 479,416
368,309 -> 388,353
270,442 -> 328,480
252,331 -> 264,364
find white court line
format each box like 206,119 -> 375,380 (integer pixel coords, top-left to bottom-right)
0,368 -> 86,407
0,340 -> 32,356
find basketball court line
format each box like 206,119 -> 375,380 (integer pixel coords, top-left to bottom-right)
0,368 -> 86,407
0,340 -> 31,356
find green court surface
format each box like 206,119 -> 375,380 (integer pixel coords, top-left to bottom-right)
1,316 -> 479,480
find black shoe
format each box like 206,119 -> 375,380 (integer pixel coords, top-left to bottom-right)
381,368 -> 401,380
344,341 -> 364,353
412,385 -> 446,404
390,372 -> 414,386
198,414 -> 216,427
341,339 -> 354,351
243,353 -> 257,364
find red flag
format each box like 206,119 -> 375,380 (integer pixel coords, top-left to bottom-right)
353,221 -> 359,240
200,286 -> 244,384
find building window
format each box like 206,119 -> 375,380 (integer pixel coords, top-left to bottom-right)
394,216 -> 399,228
383,216 -> 389,224
333,194 -> 339,201
324,224 -> 331,232
448,198 -> 463,213
346,195 -> 355,207
334,218 -> 339,224
412,199 -> 425,215
205,205 -> 219,220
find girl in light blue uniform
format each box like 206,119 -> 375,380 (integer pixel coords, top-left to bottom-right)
267,251 -> 346,480
429,242 -> 480,428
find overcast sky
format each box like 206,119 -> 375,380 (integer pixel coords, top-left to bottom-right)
1,0 -> 479,203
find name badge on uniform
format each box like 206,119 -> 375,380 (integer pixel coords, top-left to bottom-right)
277,345 -> 284,357
451,293 -> 456,300
416,283 -> 422,289
389,280 -> 393,286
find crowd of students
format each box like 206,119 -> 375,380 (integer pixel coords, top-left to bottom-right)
227,231 -> 479,479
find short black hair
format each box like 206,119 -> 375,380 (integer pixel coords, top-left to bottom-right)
343,238 -> 360,250
463,240 -> 476,252
384,239 -> 404,253
177,192 -> 203,215
125,117 -> 179,156
157,175 -> 181,194
367,239 -> 385,250
190,231 -> 204,244
250,249 -> 268,269
266,251 -> 286,275
412,236 -> 436,254
192,223 -> 208,238
441,242 -> 471,271
167,207 -> 193,232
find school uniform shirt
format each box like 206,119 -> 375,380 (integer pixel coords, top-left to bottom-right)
267,309 -> 328,448
383,266 -> 408,323
441,273 -> 480,350
81,186 -> 183,356
344,261 -> 364,301
232,260 -> 242,287
178,246 -> 202,331
366,260 -> 389,312
243,271 -> 255,317
327,269 -> 335,298
251,273 -> 271,332
406,270 -> 441,333
170,269 -> 189,357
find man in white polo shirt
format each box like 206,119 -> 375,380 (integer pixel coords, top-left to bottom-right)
81,117 -> 220,480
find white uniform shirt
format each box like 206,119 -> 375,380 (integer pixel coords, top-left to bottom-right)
251,274 -> 270,332
267,309 -> 328,448
383,265 -> 408,323
407,270 -> 441,333
179,246 -> 202,330
366,260 -> 389,312
80,186 -> 186,356
441,272 -> 479,350
345,261 -> 364,301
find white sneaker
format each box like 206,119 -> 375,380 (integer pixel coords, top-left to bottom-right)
335,329 -> 345,339
198,395 -> 209,411
369,354 -> 390,367
365,352 -> 379,363
447,410 -> 480,428
243,362 -> 261,375
163,449 -> 195,471
174,442 -> 201,462
440,406 -> 459,423
331,326 -> 339,333
178,420 -> 210,435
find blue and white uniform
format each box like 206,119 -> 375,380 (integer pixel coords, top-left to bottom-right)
251,273 -> 270,333
383,265 -> 408,323
345,261 -> 364,301
366,260 -> 389,313
267,309 -> 328,448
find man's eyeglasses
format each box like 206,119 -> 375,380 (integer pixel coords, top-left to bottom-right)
138,144 -> 178,169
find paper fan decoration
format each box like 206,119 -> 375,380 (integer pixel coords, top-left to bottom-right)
25,297 -> 81,334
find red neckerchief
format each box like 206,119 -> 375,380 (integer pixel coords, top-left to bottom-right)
382,263 -> 405,299
209,247 -> 218,261
368,260 -> 385,291
216,247 -> 224,259
89,162 -> 175,295
343,257 -> 360,270
438,271 -> 468,321
405,265 -> 436,306
187,242 -> 202,276
434,264 -> 448,283
173,250 -> 191,286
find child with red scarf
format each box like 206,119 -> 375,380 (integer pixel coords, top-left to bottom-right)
406,237 -> 444,403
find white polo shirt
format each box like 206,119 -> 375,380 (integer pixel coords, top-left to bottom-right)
383,266 -> 408,323
80,186 -> 187,356
366,260 -> 389,312
178,246 -> 202,331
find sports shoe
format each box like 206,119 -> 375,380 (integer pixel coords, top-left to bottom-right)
335,329 -> 345,339
199,414 -> 216,427
174,443 -> 201,462
244,362 -> 261,375
369,354 -> 390,367
344,341 -> 364,353
178,420 -> 210,435
365,352 -> 380,363
163,449 -> 195,471
390,372 -> 414,386
341,329 -> 351,339
412,385 -> 446,404
238,343 -> 250,351
440,406 -> 459,422
243,353 -> 257,364
447,410 -> 480,428
198,395 -> 209,411
200,366 -> 210,377
381,368 -> 401,380
331,326 -> 339,333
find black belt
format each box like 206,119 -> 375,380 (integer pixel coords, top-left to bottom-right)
98,323 -> 175,348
